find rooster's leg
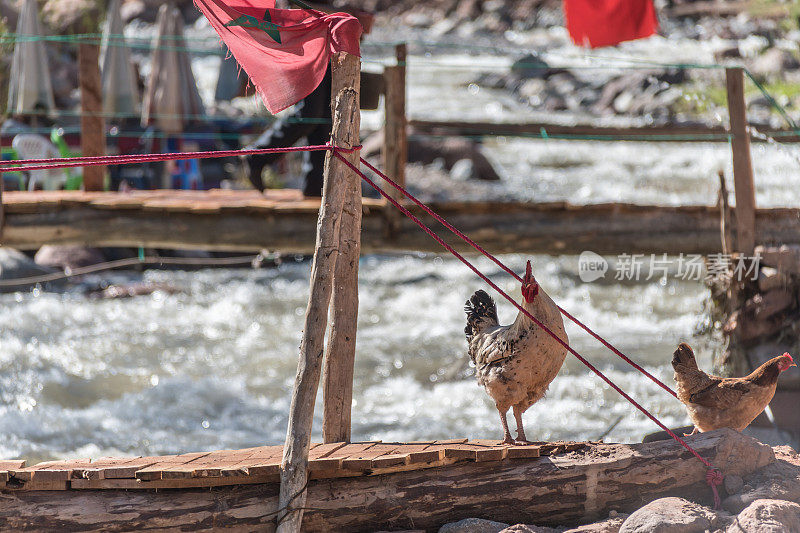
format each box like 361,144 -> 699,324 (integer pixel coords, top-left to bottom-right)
513,404 -> 533,445
498,407 -> 514,445
684,426 -> 699,437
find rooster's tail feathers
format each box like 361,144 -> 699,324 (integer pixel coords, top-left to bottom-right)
465,289 -> 499,341
672,342 -> 698,371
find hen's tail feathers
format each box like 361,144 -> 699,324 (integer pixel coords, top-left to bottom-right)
672,342 -> 699,372
465,289 -> 499,341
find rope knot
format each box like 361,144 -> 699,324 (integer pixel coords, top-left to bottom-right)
706,468 -> 724,509
327,143 -> 362,154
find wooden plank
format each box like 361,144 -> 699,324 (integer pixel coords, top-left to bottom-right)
341,444 -> 404,470
4,191 -> 800,256
726,67 -> 757,256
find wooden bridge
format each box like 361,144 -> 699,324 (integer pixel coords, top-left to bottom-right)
0,430 -> 776,532
2,189 -> 800,256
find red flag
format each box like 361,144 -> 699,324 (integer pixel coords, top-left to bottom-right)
563,0 -> 658,49
194,0 -> 361,113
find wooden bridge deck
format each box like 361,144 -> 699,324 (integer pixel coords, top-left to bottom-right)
2,189 -> 800,255
0,439 -> 588,492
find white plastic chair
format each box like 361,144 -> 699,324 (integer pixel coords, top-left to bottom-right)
12,133 -> 68,190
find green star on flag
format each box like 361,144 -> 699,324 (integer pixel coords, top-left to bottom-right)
224,11 -> 282,44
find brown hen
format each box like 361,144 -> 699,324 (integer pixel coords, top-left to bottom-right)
465,260 -> 568,445
672,342 -> 795,434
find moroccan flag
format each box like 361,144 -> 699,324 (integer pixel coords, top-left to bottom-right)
194,0 -> 361,113
563,0 -> 658,49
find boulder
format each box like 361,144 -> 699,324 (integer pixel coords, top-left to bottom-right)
619,497 -> 730,533
439,518 -> 510,533
728,499 -> 800,532
750,49 -> 800,77
34,245 -> 106,270
0,248 -> 56,281
565,515 -> 627,532
498,525 -> 559,533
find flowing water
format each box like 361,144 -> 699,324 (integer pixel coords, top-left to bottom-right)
3,29 -> 800,462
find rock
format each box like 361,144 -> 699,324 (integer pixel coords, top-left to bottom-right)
715,46 -> 742,61
498,525 -> 559,533
751,48 -> 800,77
758,267 -> 789,293
755,245 -> 800,274
510,54 -> 552,80
439,518 -> 510,533
450,159 -> 477,181
728,499 -> 800,532
725,474 -> 744,495
34,245 -> 106,270
565,515 -> 627,533
0,248 -> 57,284
619,497 -> 729,533
361,131 -> 501,181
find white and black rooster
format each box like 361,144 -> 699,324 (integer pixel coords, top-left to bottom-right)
465,260 -> 569,444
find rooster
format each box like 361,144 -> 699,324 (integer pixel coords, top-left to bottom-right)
465,260 -> 568,445
672,342 -> 796,434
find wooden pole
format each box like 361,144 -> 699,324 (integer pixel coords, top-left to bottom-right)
382,44 -> 407,237
725,67 -> 756,256
277,51 -> 361,533
322,56 -> 363,444
78,42 -> 106,191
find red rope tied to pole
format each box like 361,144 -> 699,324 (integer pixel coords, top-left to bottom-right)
330,148 -> 724,507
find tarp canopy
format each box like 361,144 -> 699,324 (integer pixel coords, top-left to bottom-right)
141,4 -> 205,134
7,0 -> 56,115
101,0 -> 141,118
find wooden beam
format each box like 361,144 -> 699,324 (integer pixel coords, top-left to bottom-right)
322,54 -> 362,444
3,196 -> 800,256
409,120 -> 800,144
381,43 -> 408,237
278,52 -> 360,533
0,430 -> 774,531
78,43 -> 106,191
726,67 -> 757,256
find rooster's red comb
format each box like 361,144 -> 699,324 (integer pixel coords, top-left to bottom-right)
525,260 -> 532,279
783,352 -> 794,363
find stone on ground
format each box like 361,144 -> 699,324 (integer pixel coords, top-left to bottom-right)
727,499 -> 800,532
619,497 -> 729,533
439,518 -> 510,533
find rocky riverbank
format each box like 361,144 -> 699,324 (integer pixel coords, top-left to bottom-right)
436,443 -> 800,533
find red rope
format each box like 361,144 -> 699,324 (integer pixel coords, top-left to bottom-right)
332,150 -> 723,502
0,145 -> 335,173
357,156 -> 678,399
1,142 -> 723,503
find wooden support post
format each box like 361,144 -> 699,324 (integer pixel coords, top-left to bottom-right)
725,67 -> 756,256
277,52 -> 361,533
382,44 -> 407,237
78,42 -> 106,191
322,55 -> 363,444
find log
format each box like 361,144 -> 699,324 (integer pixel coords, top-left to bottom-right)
3,198 -> 800,256
278,53 -> 360,533
409,120 -> 800,144
322,52 -> 362,444
726,67 -> 757,256
78,43 -> 106,191
0,430 -> 774,532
